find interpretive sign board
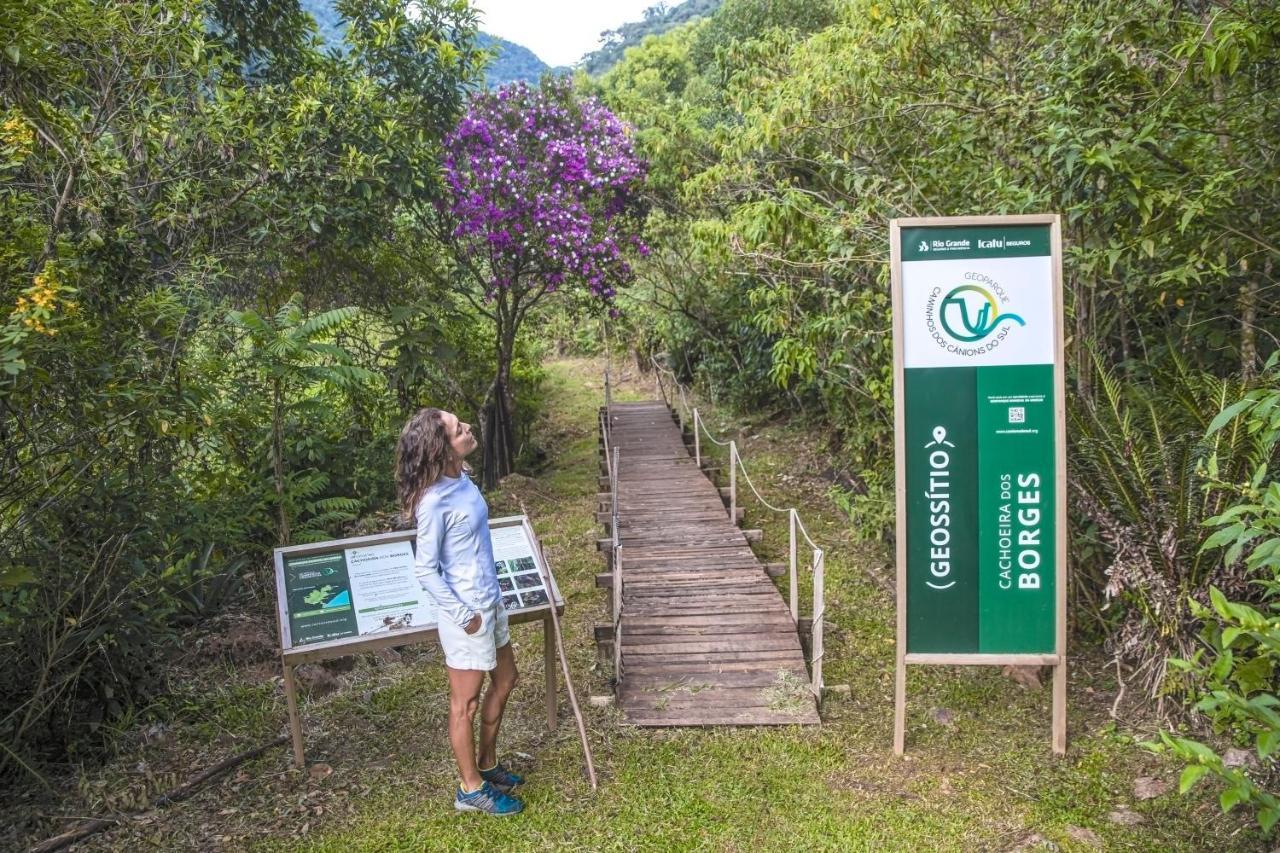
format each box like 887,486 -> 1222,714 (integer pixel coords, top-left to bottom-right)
273,515 -> 563,766
493,523 -> 554,612
890,214 -> 1067,755
282,539 -> 429,647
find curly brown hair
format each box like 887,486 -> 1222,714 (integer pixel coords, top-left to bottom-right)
395,407 -> 461,523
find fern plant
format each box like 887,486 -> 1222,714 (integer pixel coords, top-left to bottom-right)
287,471 -> 362,544
1069,347 -> 1259,702
227,295 -> 377,545
1151,353 -> 1280,834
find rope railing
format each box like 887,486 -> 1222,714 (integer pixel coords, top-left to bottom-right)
600,409 -> 612,481
601,367 -> 613,472
648,355 -> 827,699
651,358 -> 690,423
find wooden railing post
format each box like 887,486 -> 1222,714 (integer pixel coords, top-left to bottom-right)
693,409 -> 701,469
812,548 -> 825,699
789,508 -> 799,622
613,545 -> 623,684
611,447 -> 619,549
729,440 -> 738,526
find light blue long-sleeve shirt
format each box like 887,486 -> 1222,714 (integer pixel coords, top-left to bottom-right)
414,472 -> 501,627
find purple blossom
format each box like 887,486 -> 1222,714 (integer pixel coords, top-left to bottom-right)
443,77 -> 648,302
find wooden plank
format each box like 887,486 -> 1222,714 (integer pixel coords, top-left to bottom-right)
623,587 -> 779,598
623,649 -> 804,664
622,668 -> 810,687
623,659 -> 807,675
625,613 -> 796,628
624,602 -> 783,616
622,621 -> 800,635
622,636 -> 802,655
623,708 -> 820,726
904,653 -> 1059,666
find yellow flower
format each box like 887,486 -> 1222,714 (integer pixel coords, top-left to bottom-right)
1,112 -> 35,159
10,262 -> 73,336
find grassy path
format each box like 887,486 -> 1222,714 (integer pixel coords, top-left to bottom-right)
35,358 -> 1261,851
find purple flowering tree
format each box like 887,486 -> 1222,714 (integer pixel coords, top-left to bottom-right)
441,77 -> 648,487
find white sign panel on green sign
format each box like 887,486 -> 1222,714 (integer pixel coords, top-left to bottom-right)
901,255 -> 1056,368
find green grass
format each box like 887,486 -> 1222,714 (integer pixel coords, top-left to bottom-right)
26,356 -> 1265,851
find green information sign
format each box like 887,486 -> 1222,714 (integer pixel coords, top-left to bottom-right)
283,551 -> 359,646
896,221 -> 1061,655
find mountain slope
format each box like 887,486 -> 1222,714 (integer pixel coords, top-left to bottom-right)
580,0 -> 721,76
476,32 -> 561,87
298,0 -> 558,87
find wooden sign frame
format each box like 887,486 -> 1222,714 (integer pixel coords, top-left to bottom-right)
273,514 -> 564,767
889,214 -> 1067,756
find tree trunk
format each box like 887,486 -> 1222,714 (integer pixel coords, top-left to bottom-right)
1073,272 -> 1091,401
1240,259 -> 1264,381
272,377 -> 289,545
480,326 -> 518,490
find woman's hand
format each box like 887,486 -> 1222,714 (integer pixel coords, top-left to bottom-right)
463,612 -> 482,635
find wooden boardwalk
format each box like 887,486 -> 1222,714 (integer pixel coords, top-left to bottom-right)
600,401 -> 820,726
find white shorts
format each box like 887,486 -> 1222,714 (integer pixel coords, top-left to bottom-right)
437,602 -> 510,671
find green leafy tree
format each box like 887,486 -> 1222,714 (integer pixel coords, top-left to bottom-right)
227,297 -> 375,545
0,0 -> 487,775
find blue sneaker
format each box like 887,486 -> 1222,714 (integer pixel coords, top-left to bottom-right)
455,780 -> 523,815
479,762 -> 524,793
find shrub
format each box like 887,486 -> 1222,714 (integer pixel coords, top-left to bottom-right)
1154,355 -> 1280,833
1068,350 -> 1263,701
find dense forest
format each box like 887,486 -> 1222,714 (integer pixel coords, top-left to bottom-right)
3,0 -> 1280,845
592,0 -> 1280,827
0,0 -> 546,777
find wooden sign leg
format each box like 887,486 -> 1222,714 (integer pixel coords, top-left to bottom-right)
1052,659 -> 1067,755
282,663 -> 305,768
544,615 -> 557,730
893,659 -> 906,756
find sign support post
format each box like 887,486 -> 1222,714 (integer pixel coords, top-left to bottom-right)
890,214 -> 1067,756
283,664 -> 305,768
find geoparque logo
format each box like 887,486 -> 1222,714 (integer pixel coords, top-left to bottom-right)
939,285 -> 1025,342
924,273 -> 1026,356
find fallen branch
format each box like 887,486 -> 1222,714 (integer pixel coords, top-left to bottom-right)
29,733 -> 289,853
1110,657 -> 1127,720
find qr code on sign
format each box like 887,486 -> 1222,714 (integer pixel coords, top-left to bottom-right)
1008,406 -> 1026,424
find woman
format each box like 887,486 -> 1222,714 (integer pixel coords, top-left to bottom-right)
396,407 -> 524,816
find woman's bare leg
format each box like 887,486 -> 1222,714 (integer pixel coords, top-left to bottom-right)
446,665 -> 486,790
477,642 -> 519,769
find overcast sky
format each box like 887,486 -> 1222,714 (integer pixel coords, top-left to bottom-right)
471,1 -> 661,67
